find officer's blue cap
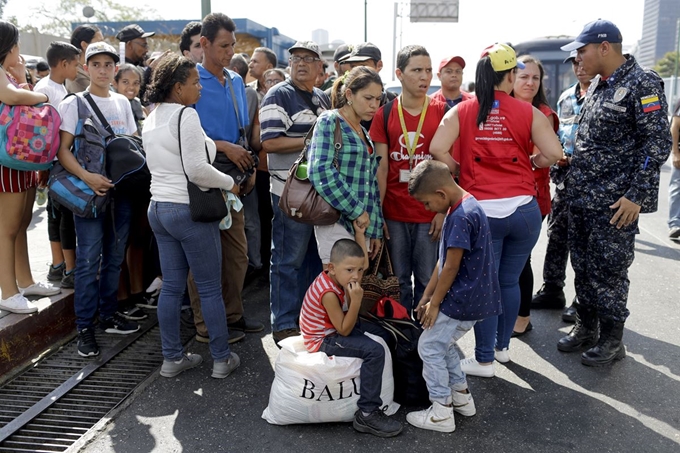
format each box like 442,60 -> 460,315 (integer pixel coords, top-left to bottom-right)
561,19 -> 623,51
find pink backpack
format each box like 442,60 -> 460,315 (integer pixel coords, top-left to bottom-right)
0,102 -> 61,171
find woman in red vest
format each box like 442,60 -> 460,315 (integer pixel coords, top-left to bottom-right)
512,55 -> 559,337
430,43 -> 562,377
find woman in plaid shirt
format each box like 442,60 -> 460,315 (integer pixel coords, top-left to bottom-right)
308,66 -> 385,265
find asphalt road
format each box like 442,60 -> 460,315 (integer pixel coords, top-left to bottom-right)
62,159 -> 680,453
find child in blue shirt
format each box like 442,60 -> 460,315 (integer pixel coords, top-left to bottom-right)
406,160 -> 501,432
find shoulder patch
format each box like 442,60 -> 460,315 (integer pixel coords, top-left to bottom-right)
640,95 -> 661,113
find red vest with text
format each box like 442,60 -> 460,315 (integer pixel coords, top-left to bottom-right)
456,91 -> 536,201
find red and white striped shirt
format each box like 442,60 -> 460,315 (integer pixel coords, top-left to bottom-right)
300,271 -> 347,353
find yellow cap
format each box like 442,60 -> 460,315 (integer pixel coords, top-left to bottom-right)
480,43 -> 525,72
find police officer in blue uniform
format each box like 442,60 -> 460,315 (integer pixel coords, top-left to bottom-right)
557,19 -> 672,366
531,50 -> 592,323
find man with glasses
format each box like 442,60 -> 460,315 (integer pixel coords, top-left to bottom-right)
431,56 -> 473,108
260,41 -> 330,346
116,24 -> 155,104
116,24 -> 154,66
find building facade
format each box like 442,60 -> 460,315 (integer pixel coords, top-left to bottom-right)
638,0 -> 680,68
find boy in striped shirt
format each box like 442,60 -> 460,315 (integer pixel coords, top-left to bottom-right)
299,229 -> 402,438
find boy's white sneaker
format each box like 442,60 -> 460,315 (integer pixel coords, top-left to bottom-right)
452,390 -> 476,417
495,348 -> 511,363
0,293 -> 38,314
407,401 -> 455,433
460,357 -> 495,378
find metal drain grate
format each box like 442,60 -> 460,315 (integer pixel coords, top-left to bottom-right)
0,312 -> 195,452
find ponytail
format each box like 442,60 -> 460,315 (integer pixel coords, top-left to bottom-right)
475,57 -> 513,127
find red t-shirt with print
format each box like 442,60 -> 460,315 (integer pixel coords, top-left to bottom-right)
370,98 -> 449,223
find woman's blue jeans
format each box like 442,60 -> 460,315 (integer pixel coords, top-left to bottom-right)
148,201 -> 231,362
473,199 -> 542,363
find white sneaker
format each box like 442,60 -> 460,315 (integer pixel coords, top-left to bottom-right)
145,277 -> 163,298
19,281 -> 60,297
452,390 -> 476,417
460,357 -> 495,378
495,348 -> 511,363
406,401 -> 455,433
0,293 -> 38,314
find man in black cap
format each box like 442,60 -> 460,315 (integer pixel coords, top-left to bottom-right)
337,42 -> 396,128
339,42 -> 384,72
116,24 -> 155,66
321,44 -> 352,92
556,19 -> 671,366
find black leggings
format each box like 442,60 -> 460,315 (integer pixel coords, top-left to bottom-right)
46,198 -> 76,250
517,215 -> 547,318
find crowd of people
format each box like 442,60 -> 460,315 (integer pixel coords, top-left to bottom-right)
0,14 -> 674,438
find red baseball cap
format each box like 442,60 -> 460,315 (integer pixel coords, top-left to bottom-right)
438,56 -> 466,72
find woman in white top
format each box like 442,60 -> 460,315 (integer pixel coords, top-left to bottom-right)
143,55 -> 240,379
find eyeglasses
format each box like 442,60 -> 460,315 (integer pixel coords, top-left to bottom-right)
290,55 -> 321,64
265,78 -> 284,86
132,40 -> 148,49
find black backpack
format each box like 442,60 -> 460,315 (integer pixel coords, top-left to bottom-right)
361,313 -> 430,407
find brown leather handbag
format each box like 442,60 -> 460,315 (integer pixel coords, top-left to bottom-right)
278,117 -> 342,225
361,242 -> 401,314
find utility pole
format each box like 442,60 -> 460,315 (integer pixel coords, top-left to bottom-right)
673,18 -> 680,111
201,0 -> 211,19
364,0 -> 368,41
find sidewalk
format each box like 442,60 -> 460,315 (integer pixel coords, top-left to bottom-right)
78,161 -> 680,453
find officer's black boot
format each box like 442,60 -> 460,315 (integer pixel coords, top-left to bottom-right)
561,297 -> 578,323
581,319 -> 626,367
557,301 -> 598,352
531,283 -> 566,309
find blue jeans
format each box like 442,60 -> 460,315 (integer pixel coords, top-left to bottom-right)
270,194 -> 322,332
147,201 -> 231,362
385,219 -> 438,314
473,199 -> 541,363
74,197 -> 132,331
243,185 -> 262,269
419,312 -> 476,404
319,328 -> 384,413
669,164 -> 680,229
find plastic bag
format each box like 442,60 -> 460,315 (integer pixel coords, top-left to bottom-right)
262,333 -> 399,425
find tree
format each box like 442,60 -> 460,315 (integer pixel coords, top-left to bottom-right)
654,51 -> 679,78
25,0 -> 159,37
0,0 -> 7,18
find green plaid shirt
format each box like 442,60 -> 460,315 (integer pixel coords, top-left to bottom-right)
308,110 -> 383,239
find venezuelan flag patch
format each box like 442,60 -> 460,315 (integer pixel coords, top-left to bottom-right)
640,95 -> 661,113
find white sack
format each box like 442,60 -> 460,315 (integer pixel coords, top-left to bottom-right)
262,332 -> 399,425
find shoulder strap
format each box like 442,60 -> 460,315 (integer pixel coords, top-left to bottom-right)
224,69 -> 248,149
83,92 -> 115,137
177,106 -> 210,182
383,98 -> 395,149
287,80 -> 320,116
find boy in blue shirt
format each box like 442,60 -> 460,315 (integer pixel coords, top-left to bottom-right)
406,160 -> 501,432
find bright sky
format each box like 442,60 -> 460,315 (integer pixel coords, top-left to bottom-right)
5,0 -> 646,82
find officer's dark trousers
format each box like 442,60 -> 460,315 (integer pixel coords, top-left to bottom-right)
568,206 -> 637,323
543,188 -> 570,287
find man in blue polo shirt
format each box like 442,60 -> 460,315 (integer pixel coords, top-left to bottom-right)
260,40 -> 330,345
187,12 -> 264,344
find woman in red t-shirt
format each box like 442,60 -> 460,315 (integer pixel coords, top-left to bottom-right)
430,43 -> 562,377
512,55 -> 559,337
